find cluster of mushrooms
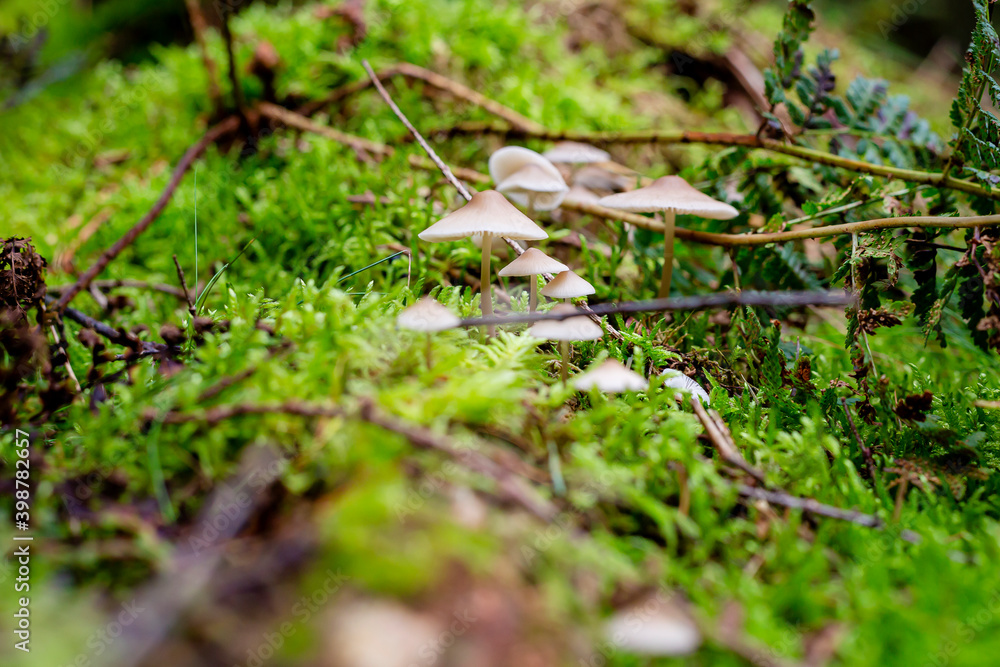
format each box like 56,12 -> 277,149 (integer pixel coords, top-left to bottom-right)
397,142 -> 734,396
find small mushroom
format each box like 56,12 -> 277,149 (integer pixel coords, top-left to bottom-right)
496,164 -> 570,212
498,248 -> 569,313
540,270 -> 595,303
488,146 -> 568,211
598,176 -> 738,298
529,304 -> 603,383
573,359 -> 647,393
562,184 -> 602,205
419,190 -> 547,336
397,298 -> 461,368
660,370 -> 710,405
543,141 -> 611,165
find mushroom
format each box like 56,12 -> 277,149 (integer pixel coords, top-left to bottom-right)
598,176 -> 738,298
543,141 -> 611,165
562,184 -> 602,205
540,270 -> 595,304
498,248 -> 569,313
496,164 -> 570,212
528,304 -> 603,383
419,190 -> 547,336
660,370 -> 710,405
488,146 -> 568,211
397,298 -> 461,368
573,359 -> 647,393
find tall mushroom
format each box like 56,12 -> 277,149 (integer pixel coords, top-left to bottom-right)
528,304 -> 603,384
540,270 -> 595,304
498,248 -> 568,312
397,298 -> 461,369
598,176 -> 738,298
418,190 -> 547,337
489,146 -> 568,212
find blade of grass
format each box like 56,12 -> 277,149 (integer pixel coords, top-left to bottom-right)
335,250 -> 409,285
194,237 -> 256,314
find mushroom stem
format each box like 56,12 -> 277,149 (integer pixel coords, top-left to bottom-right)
657,210 -> 677,298
529,279 -> 538,313
425,332 -> 433,369
559,340 -> 570,384
481,237 -> 495,337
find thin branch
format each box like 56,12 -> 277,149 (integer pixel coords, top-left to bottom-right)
442,122 -> 1000,200
52,117 -> 240,313
49,297 -> 168,356
690,397 -> 767,485
842,399 -> 876,480
219,11 -> 248,129
300,62 -> 545,133
457,290 -> 854,328
258,101 -> 389,157
172,254 -> 196,314
561,200 -> 1000,246
735,484 -> 921,543
183,0 -> 222,110
47,279 -> 190,300
361,60 -> 473,200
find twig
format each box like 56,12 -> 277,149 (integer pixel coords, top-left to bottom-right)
842,399 -> 876,479
457,290 -> 853,328
172,254 -> 196,314
440,122 -> 1000,200
52,117 -> 240,313
300,62 -> 545,133
690,398 -> 767,485
218,11 -> 248,129
48,323 -> 82,392
48,279 -> 190,300
851,233 -> 880,380
974,400 -> 1000,409
258,101 -> 389,157
361,60 -> 473,200
183,0 -> 223,110
47,296 -> 168,355
561,199 -> 1000,246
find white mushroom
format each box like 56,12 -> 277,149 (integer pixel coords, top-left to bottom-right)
540,270 -> 595,303
573,359 -> 647,393
488,146 -> 568,211
528,304 -> 603,383
498,248 -> 569,312
397,298 -> 461,368
496,163 -> 569,211
419,190 -> 547,336
660,370 -> 711,405
598,176 -> 738,298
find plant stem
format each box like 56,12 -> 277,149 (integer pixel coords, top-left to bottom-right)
559,340 -> 570,384
658,210 -> 676,298
481,240 -> 495,337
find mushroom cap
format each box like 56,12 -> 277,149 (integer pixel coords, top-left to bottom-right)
572,165 -> 632,193
540,271 -> 595,299
397,298 -> 461,332
489,146 -> 564,184
573,359 -> 647,393
528,304 -> 604,341
598,176 -> 739,219
496,164 -> 569,211
543,141 -> 611,164
418,190 -> 548,243
498,248 -> 569,277
660,370 -> 711,404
